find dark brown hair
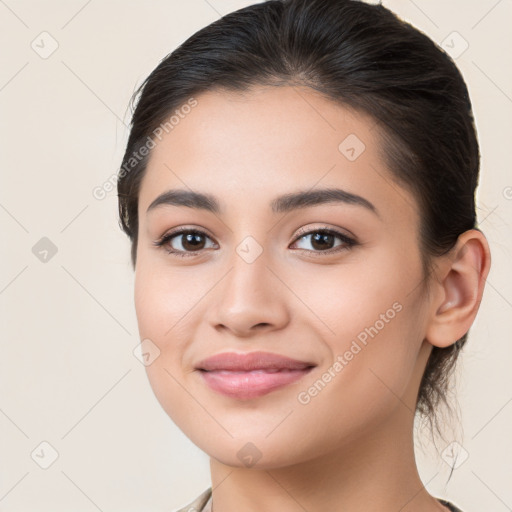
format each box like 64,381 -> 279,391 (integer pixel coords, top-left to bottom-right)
117,0 -> 481,439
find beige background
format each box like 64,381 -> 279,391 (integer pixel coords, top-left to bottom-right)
0,0 -> 511,510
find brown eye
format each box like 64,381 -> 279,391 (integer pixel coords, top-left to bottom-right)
154,228 -> 217,257
291,228 -> 356,254
174,232 -> 207,251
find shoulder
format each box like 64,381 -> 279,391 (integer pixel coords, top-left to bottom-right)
437,498 -> 464,511
173,490 -> 463,512
173,487 -> 212,512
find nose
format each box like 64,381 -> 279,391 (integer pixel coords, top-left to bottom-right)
206,248 -> 290,338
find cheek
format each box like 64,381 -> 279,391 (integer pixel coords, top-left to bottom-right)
134,266 -> 178,373
297,251 -> 426,406
134,260 -> 205,344
134,270 -> 196,400
288,295 -> 426,462
133,262 -> 210,425
289,248 -> 421,350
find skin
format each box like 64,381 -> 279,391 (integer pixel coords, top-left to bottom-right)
133,85 -> 491,512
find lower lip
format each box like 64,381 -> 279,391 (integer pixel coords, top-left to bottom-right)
198,368 -> 314,399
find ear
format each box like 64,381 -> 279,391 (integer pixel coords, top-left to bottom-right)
425,229 -> 491,348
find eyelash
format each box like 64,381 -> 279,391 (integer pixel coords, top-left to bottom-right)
153,226 -> 357,258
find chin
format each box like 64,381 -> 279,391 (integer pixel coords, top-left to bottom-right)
188,431 -> 316,470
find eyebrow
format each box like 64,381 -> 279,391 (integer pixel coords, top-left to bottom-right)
146,187 -> 379,217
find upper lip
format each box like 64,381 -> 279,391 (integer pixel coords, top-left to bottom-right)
195,351 -> 316,371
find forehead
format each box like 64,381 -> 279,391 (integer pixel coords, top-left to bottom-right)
138,85 -> 418,225
149,85 -> 376,165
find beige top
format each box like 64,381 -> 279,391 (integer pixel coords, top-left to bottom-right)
175,487 -> 463,512
175,487 -> 212,512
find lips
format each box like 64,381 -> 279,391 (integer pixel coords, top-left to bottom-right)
195,351 -> 316,399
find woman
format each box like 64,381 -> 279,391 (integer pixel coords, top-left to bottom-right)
117,0 -> 491,510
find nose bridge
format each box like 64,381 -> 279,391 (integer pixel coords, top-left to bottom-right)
208,233 -> 289,334
223,236 -> 273,307
224,218 -> 271,287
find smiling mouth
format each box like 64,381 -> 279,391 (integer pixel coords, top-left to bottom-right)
194,350 -> 317,399
197,367 -> 315,399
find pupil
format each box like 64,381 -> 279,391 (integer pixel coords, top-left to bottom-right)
312,233 -> 334,250
183,233 -> 204,251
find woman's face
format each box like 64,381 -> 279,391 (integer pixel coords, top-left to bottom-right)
134,85 -> 434,468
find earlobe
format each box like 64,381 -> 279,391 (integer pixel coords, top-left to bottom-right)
425,229 -> 491,348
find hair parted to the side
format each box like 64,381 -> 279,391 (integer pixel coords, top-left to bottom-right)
117,0 -> 481,443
